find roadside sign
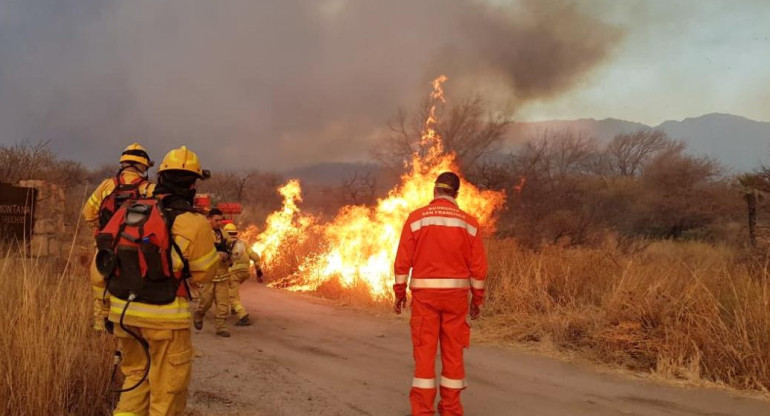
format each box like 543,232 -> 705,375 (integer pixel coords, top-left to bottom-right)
0,183 -> 36,243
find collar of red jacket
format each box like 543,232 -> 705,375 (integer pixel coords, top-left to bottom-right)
431,195 -> 458,206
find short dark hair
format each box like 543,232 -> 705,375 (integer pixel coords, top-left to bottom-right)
435,171 -> 460,195
208,208 -> 223,217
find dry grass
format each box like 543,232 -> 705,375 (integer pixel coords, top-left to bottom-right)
480,239 -> 770,391
0,250 -> 115,415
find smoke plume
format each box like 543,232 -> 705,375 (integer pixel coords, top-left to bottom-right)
0,0 -> 621,170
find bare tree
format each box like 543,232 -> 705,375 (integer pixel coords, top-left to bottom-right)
339,170 -> 377,205
0,140 -> 57,183
199,170 -> 261,202
636,149 -> 726,238
514,129 -> 599,184
602,130 -> 671,177
374,96 -> 512,172
0,140 -> 88,190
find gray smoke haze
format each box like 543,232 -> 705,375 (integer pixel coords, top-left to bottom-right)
0,0 -> 621,171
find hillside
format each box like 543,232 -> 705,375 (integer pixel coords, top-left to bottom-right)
502,113 -> 770,172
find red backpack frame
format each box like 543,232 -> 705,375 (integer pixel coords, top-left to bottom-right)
97,173 -> 147,232
95,197 -> 190,305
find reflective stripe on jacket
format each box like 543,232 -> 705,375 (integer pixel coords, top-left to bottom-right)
394,196 -> 488,298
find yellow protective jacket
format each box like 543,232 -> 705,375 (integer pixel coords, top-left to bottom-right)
98,211 -> 220,330
213,228 -> 231,282
229,240 -> 261,273
229,241 -> 261,282
82,169 -> 155,226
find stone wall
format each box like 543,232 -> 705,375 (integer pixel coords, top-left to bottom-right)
17,180 -> 67,257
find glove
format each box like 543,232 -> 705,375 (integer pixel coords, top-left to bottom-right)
393,283 -> 407,314
256,268 -> 264,283
470,303 -> 481,320
470,286 -> 484,320
471,287 -> 485,307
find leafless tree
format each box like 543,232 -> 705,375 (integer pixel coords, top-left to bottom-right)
0,140 -> 88,190
374,96 -> 512,172
199,170 -> 262,202
0,140 -> 56,183
636,149 -> 727,238
514,129 -> 599,184
339,170 -> 376,205
602,130 -> 671,177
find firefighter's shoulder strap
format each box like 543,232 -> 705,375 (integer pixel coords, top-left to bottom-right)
158,194 -> 196,280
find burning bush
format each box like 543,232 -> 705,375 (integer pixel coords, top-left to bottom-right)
248,76 -> 504,299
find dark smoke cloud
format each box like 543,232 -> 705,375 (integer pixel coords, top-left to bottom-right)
0,0 -> 621,171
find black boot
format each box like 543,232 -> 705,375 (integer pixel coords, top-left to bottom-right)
234,315 -> 252,326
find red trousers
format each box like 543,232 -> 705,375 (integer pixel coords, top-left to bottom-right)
410,289 -> 470,416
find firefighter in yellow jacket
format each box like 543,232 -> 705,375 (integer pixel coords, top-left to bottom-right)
84,143 -> 156,331
94,146 -> 219,416
223,223 -> 263,326
193,208 -> 234,337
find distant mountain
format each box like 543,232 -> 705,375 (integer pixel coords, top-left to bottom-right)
506,118 -> 649,143
284,162 -> 381,186
503,113 -> 770,173
657,113 -> 770,173
284,114 -> 770,184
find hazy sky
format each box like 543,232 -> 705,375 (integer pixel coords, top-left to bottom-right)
0,0 -> 768,170
519,0 -> 770,125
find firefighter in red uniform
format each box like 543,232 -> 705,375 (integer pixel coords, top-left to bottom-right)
393,171 -> 488,416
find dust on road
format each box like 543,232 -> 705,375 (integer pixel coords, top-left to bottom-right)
186,282 -> 770,416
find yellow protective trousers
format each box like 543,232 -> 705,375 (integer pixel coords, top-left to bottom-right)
195,281 -> 230,331
113,326 -> 192,416
90,253 -> 110,331
228,271 -> 250,320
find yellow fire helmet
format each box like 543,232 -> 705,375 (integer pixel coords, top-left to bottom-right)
157,146 -> 211,179
120,143 -> 154,167
223,222 -> 238,236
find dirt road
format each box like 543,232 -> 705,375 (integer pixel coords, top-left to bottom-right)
187,282 -> 770,416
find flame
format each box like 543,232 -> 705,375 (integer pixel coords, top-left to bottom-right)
252,76 -> 505,299
250,180 -> 314,266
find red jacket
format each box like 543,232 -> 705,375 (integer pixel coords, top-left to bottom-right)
394,196 -> 487,305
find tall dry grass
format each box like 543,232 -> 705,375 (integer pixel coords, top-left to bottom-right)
481,239 -> 770,391
0,251 -> 115,415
